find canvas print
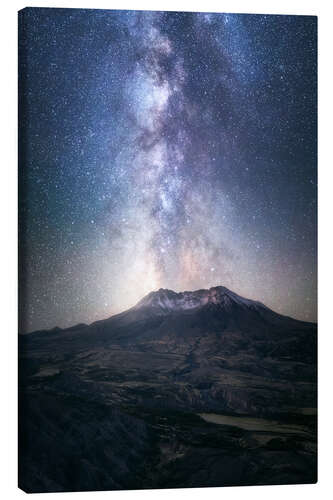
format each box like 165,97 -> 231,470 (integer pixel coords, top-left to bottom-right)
18,8 -> 317,493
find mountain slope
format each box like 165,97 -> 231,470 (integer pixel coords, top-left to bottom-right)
19,286 -> 317,492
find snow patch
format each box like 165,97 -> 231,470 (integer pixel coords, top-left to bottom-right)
134,286 -> 265,313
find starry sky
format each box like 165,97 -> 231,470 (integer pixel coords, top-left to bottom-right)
18,8 -> 317,333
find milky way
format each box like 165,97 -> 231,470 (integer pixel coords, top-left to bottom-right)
19,9 -> 317,332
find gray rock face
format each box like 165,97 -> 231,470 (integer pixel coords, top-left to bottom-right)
19,286 -> 317,492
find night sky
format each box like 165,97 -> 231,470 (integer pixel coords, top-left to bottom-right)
19,8 -> 317,333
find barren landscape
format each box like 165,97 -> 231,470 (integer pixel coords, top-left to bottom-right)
19,287 -> 317,492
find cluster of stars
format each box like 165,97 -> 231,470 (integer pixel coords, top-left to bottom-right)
19,8 -> 317,332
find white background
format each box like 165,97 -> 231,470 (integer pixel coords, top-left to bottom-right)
1,0 -> 332,498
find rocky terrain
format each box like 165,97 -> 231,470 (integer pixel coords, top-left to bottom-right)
19,286 -> 317,492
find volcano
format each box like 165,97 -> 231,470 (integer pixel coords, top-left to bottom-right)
19,286 -> 317,492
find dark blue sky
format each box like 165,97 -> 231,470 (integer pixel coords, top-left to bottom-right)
19,8 -> 317,332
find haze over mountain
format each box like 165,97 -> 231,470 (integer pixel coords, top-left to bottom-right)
19,286 -> 317,492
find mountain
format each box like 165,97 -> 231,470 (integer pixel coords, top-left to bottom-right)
19,286 -> 317,492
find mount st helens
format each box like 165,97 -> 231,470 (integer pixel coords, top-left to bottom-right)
19,286 -> 317,492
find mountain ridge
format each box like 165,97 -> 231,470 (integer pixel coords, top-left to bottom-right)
21,285 -> 316,336
134,285 -> 268,312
